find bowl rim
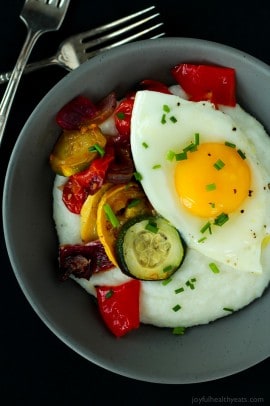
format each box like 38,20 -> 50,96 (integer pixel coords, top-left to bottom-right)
3,37 -> 270,384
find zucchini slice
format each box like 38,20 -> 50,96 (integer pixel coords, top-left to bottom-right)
116,215 -> 185,281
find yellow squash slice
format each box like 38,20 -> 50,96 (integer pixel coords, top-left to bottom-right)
96,182 -> 154,266
80,183 -> 112,242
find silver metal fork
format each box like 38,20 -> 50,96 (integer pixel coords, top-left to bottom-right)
0,6 -> 164,84
0,0 -> 70,147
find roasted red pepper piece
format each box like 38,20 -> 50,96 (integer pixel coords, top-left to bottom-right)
62,147 -> 115,213
171,63 -> 236,106
96,279 -> 140,337
73,146 -> 115,192
114,97 -> 135,139
139,79 -> 172,94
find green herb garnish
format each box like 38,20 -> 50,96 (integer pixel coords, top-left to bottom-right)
175,151 -> 187,161
163,104 -> 171,113
162,277 -> 173,286
127,198 -> 141,209
163,265 -> 173,273
200,221 -> 212,234
172,304 -> 181,312
209,262 -> 220,274
134,171 -> 143,181
225,141 -> 236,148
170,116 -> 177,123
116,112 -> 125,120
172,326 -> 186,335
175,287 -> 184,294
89,143 -> 105,157
145,220 -> 158,234
214,212 -> 229,226
161,113 -> 166,124
213,159 -> 225,170
206,183 -> 216,191
105,289 -> 114,299
166,150 -> 175,161
237,149 -> 246,159
223,307 -> 234,312
103,204 -> 120,228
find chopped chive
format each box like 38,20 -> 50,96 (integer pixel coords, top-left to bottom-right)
223,307 -> 234,312
210,202 -> 216,208
183,142 -> 197,153
237,149 -> 246,159
206,183 -> 216,191
163,265 -> 173,273
175,287 -> 184,294
172,304 -> 181,312
142,142 -> 149,149
103,203 -> 120,228
186,280 -> 195,290
145,221 -> 158,233
194,132 -> 200,145
198,236 -> 207,243
213,159 -> 225,170
170,116 -> 177,123
105,289 -> 114,299
127,198 -> 141,209
152,164 -> 161,169
175,151 -> 187,161
161,113 -> 166,124
172,326 -> 186,335
166,150 -> 175,161
214,212 -> 229,226
89,143 -> 105,157
163,104 -> 170,113
209,262 -> 220,274
200,221 -> 212,234
162,277 -> 173,286
191,278 -> 196,282
134,171 -> 143,181
225,141 -> 236,148
116,112 -> 125,119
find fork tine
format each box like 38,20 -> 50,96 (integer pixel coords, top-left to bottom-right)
75,6 -> 158,40
85,23 -> 165,59
82,13 -> 162,48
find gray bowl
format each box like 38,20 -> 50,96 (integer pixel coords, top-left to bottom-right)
3,37 -> 270,384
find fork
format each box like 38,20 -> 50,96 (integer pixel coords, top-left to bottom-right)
0,6 -> 164,84
0,0 -> 70,147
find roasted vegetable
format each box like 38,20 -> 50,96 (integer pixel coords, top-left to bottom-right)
96,279 -> 140,337
50,124 -> 107,176
96,183 -> 154,266
116,215 -> 185,281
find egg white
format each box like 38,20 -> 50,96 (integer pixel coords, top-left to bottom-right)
130,91 -> 270,273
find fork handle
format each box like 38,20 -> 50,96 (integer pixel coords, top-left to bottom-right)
0,55 -> 62,84
0,28 -> 41,147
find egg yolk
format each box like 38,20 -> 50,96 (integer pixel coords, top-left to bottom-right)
174,142 -> 251,218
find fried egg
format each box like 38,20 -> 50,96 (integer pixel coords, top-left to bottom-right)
130,91 -> 270,273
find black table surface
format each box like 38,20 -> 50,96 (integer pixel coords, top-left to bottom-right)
1,0 -> 269,404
